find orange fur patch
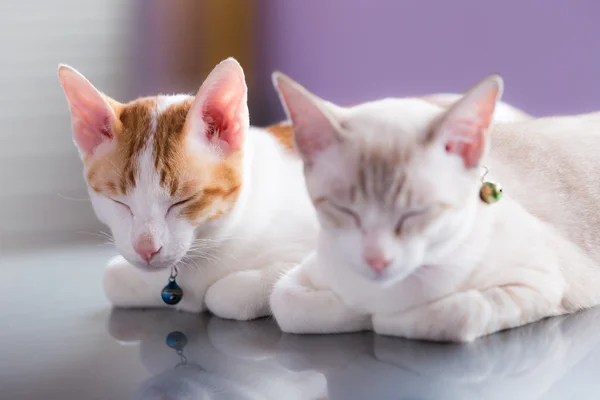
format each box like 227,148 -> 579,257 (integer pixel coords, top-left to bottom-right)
265,121 -> 295,152
85,96 -> 243,224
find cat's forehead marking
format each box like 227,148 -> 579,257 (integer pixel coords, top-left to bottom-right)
86,96 -> 194,195
85,94 -> 246,223
355,141 -> 411,207
338,98 -> 446,206
116,98 -> 155,192
152,97 -> 194,195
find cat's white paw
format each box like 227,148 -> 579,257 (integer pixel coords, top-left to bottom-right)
372,291 -> 492,343
204,270 -> 270,321
270,278 -> 371,334
103,256 -> 163,308
174,299 -> 206,314
104,256 -> 206,312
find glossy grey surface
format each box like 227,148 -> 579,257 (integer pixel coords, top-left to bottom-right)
2,244 -> 600,400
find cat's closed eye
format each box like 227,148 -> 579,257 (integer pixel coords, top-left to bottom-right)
395,209 -> 428,235
111,198 -> 132,215
167,197 -> 195,215
321,200 -> 362,228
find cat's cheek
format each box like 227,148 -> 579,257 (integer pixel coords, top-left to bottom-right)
88,191 -> 112,225
87,190 -> 128,223
323,229 -> 364,271
385,240 -> 427,283
160,217 -> 197,261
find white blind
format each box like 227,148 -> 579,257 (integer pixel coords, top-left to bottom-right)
0,0 -> 134,251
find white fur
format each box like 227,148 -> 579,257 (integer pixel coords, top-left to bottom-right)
270,73 -> 600,342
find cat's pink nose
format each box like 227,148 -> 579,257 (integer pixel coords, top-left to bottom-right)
365,257 -> 391,272
134,242 -> 161,262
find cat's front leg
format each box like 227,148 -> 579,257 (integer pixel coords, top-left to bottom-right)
270,255 -> 371,334
373,284 -> 562,343
103,255 -> 167,308
203,263 -> 287,321
103,256 -> 206,313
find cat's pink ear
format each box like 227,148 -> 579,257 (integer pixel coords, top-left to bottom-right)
436,75 -> 503,168
272,72 -> 342,164
58,64 -> 118,158
185,58 -> 249,155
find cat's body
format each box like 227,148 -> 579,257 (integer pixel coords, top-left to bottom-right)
270,73 -> 600,342
58,58 -> 531,321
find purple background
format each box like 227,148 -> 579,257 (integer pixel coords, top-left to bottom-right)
257,0 -> 600,121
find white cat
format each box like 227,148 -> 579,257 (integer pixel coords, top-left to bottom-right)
270,72 -> 600,342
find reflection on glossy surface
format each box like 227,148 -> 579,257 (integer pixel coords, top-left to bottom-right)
275,308 -> 600,400
108,310 -> 326,400
4,245 -> 600,399
107,307 -> 600,400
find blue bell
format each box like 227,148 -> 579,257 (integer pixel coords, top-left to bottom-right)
166,331 -> 188,350
161,276 -> 183,305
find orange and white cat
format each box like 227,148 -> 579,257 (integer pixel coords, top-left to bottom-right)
58,58 -> 319,319
58,57 -> 530,321
270,72 -> 600,342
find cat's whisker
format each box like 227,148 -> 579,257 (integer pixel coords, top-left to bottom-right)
178,258 -> 192,272
189,240 -> 221,247
187,246 -> 220,254
188,257 -> 201,271
192,237 -> 234,245
58,193 -> 91,202
188,243 -> 219,251
192,234 -> 244,244
96,240 -> 115,247
180,256 -> 202,272
188,236 -> 244,252
187,250 -> 222,265
192,238 -> 222,244
188,251 -> 227,268
77,230 -> 115,241
76,230 -> 104,238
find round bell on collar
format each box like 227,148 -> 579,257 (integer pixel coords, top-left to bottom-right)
161,266 -> 183,305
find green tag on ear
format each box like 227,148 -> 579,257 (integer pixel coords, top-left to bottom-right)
480,181 -> 502,204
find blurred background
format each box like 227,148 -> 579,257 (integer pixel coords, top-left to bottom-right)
1,0 -> 599,254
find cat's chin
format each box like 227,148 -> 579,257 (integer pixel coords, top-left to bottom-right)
129,260 -> 173,272
136,265 -> 169,273
356,267 -> 413,287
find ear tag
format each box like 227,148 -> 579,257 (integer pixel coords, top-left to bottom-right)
161,266 -> 183,305
479,166 -> 503,204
